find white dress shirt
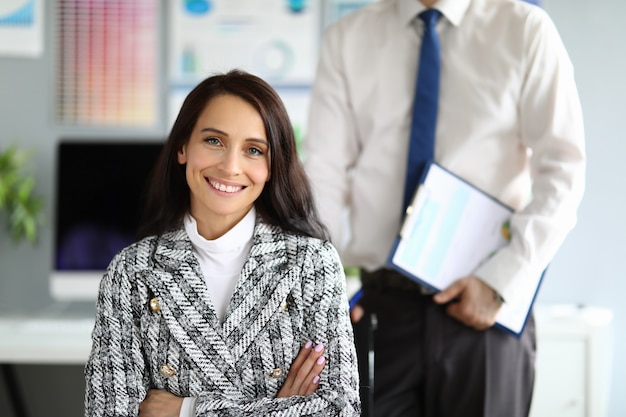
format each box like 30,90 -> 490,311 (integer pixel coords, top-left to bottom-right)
304,0 -> 585,301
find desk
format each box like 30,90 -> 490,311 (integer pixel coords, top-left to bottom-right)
0,316 -> 94,364
0,315 -> 94,417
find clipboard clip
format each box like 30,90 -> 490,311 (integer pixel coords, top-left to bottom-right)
400,185 -> 428,239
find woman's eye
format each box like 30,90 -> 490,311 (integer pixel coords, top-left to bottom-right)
204,137 -> 220,145
247,147 -> 264,156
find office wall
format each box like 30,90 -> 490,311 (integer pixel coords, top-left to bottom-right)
537,2 -> 626,416
0,1 -> 624,416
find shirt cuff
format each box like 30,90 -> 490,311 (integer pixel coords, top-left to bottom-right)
179,397 -> 197,417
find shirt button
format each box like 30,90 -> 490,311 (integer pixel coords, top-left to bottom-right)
149,297 -> 161,312
160,364 -> 176,378
279,300 -> 288,312
268,368 -> 283,378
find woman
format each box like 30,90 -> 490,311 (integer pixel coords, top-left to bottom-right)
84,70 -> 360,417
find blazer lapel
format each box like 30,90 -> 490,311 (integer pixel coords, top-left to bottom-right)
146,229 -> 243,398
221,222 -> 299,363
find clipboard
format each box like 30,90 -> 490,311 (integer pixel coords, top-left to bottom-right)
386,161 -> 543,337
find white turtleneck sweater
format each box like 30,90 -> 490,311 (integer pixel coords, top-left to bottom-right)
183,207 -> 255,322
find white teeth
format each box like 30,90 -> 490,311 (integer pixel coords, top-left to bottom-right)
210,180 -> 242,193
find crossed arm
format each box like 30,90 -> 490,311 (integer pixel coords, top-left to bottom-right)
139,341 -> 328,417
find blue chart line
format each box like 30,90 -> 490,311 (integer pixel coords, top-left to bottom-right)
0,0 -> 34,26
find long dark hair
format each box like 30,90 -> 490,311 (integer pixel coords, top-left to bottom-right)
138,70 -> 329,241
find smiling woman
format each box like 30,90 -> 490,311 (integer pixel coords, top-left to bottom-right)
176,94 -> 270,239
84,70 -> 361,417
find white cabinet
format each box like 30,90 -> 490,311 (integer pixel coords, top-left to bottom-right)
530,305 -> 613,417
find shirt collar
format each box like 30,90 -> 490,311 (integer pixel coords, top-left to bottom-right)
396,0 -> 471,28
184,207 -> 256,253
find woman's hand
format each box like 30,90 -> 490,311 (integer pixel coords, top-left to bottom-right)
139,389 -> 183,417
276,340 -> 326,398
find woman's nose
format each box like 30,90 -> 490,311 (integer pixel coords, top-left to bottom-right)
217,149 -> 242,175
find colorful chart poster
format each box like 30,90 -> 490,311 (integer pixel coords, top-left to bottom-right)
55,0 -> 159,126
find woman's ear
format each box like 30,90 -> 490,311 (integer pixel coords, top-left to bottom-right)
177,146 -> 187,164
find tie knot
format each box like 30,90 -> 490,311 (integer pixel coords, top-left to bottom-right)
419,9 -> 441,28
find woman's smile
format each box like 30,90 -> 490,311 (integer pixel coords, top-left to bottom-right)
207,177 -> 245,194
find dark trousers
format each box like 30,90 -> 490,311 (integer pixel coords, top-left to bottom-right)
353,271 -> 536,417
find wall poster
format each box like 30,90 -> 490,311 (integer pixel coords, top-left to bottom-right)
168,0 -> 322,143
0,0 -> 44,57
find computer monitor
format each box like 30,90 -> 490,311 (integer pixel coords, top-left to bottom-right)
51,140 -> 164,301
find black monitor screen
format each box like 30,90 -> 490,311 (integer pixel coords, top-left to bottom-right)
54,140 -> 164,271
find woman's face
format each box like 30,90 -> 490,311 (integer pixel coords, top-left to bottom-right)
178,94 -> 270,239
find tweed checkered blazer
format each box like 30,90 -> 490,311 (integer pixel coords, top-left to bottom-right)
84,220 -> 361,416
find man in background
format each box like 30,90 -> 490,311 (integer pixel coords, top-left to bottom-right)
303,0 -> 585,416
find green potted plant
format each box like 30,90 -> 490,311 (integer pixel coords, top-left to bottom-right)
0,145 -> 44,244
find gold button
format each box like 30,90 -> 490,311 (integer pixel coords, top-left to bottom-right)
268,368 -> 283,378
149,297 -> 161,312
279,300 -> 288,312
160,364 -> 175,378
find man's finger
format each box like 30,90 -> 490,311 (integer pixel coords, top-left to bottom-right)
433,279 -> 465,304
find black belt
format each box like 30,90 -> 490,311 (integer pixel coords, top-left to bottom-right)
360,269 -> 434,294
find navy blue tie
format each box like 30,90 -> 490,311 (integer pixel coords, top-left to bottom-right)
403,9 -> 442,210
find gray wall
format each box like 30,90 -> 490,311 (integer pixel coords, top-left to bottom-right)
1,0 -> 624,416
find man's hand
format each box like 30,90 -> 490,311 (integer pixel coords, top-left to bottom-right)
277,341 -> 326,398
350,305 -> 364,323
139,389 -> 183,417
433,276 -> 503,330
